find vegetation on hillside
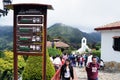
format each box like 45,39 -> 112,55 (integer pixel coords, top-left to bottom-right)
0,27 -> 13,50
0,24 -> 101,50
47,23 -> 101,49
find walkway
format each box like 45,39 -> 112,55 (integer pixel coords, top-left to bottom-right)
74,67 -> 87,80
51,67 -> 78,80
52,66 -> 120,80
74,66 -> 120,80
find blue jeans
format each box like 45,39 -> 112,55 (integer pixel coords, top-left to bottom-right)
88,77 -> 98,80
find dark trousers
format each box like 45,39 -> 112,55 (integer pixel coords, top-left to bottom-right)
80,61 -> 83,67
88,77 -> 98,80
62,77 -> 70,80
77,61 -> 79,66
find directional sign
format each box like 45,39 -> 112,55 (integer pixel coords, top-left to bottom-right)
6,3 -> 53,80
16,15 -> 44,54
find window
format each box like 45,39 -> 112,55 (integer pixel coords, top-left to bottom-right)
113,36 -> 120,51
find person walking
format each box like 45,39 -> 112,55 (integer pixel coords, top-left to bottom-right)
86,56 -> 100,80
76,55 -> 80,66
79,55 -> 84,67
60,59 -> 74,80
84,54 -> 88,66
53,55 -> 62,71
86,53 -> 93,66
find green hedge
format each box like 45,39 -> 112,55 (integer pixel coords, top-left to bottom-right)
0,51 -> 25,80
92,50 -> 101,58
48,47 -> 62,57
0,51 -> 4,58
22,51 -> 55,80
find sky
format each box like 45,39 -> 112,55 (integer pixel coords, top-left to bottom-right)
0,0 -> 120,32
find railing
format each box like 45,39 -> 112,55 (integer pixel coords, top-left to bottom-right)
51,67 -> 78,80
51,69 -> 61,80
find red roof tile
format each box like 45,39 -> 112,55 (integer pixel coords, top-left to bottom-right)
47,41 -> 69,48
94,21 -> 120,31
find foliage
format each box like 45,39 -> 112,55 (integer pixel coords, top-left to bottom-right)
0,51 -> 5,58
0,27 -> 13,50
48,47 -> 62,57
0,50 -> 25,80
0,25 -> 101,50
95,43 -> 101,50
47,35 -> 53,41
92,49 -> 101,58
22,51 -> 55,80
62,47 -> 74,54
47,23 -> 83,44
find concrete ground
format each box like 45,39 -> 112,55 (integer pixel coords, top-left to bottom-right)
74,66 -> 120,80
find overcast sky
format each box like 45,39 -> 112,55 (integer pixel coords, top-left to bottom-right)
0,0 -> 120,32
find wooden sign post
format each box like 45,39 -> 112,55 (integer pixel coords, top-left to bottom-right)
6,3 -> 53,80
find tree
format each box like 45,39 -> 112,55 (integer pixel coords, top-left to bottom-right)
0,51 -> 4,58
48,47 -> 62,57
92,49 -> 101,58
0,50 -> 25,80
22,51 -> 55,80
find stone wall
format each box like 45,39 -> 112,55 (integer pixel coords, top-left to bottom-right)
104,61 -> 120,72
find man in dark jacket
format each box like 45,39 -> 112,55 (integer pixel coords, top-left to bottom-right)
60,59 -> 74,80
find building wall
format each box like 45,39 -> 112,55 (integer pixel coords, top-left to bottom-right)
101,30 -> 120,62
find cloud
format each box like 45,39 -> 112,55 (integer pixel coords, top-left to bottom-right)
0,0 -> 120,32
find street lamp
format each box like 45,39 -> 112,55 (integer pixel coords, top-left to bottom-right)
0,0 -> 12,16
3,0 -> 12,6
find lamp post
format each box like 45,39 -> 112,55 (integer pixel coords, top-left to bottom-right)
0,0 -> 12,16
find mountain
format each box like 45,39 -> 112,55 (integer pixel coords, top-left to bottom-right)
0,26 -> 13,50
47,23 -> 101,48
0,23 -> 101,50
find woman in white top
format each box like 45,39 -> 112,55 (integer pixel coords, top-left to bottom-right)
60,59 -> 74,80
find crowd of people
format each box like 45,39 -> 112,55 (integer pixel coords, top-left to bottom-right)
50,53 -> 104,80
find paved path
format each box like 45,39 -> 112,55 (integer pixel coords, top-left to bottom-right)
74,66 -> 120,80
74,67 -> 87,80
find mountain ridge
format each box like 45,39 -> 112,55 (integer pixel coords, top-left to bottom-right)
47,23 -> 101,48
0,23 -> 101,50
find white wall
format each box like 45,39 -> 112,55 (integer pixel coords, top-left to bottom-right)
101,30 -> 120,62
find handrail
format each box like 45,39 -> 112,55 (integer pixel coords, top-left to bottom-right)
51,69 -> 60,80
51,67 -> 78,80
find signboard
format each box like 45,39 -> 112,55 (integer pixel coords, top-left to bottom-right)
16,15 -> 44,54
6,3 -> 53,80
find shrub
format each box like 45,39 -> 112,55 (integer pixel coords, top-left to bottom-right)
0,51 -> 25,80
48,47 -> 62,57
22,51 -> 55,80
92,50 -> 101,58
0,51 -> 4,58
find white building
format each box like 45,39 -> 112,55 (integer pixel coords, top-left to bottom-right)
76,37 -> 91,54
95,21 -> 120,62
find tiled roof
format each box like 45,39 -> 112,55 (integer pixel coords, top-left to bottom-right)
47,41 -> 69,48
47,41 -> 52,47
94,21 -> 120,31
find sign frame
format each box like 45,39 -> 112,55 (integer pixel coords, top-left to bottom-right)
6,3 -> 53,80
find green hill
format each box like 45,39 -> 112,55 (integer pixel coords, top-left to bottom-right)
0,26 -> 13,50
47,23 -> 101,48
0,23 -> 101,50
48,23 -> 84,43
